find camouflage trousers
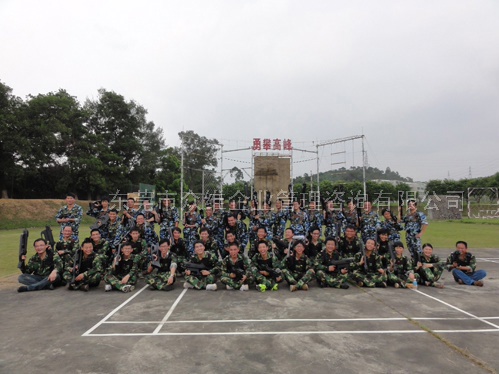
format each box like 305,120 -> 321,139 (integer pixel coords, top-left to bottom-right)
183,229 -> 198,254
146,272 -> 175,290
418,265 -> 444,285
220,272 -> 254,289
405,235 -> 421,262
104,273 -> 137,291
325,226 -> 340,240
281,269 -> 315,288
351,271 -> 387,287
184,274 -> 216,290
387,271 -> 419,287
316,270 -> 349,288
252,268 -> 282,289
63,270 -> 101,288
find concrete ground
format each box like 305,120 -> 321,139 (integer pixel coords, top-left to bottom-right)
1,248 -> 498,374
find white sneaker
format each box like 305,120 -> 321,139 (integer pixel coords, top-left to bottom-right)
105,284 -> 112,292
122,285 -> 132,293
226,285 -> 234,290
183,282 -> 194,289
206,284 -> 217,291
240,284 -> 249,291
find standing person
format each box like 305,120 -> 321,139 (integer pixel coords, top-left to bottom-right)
55,192 -> 83,243
288,201 -> 308,236
380,208 -> 402,242
306,200 -> 323,235
146,239 -> 177,291
343,200 -> 359,232
183,241 -> 220,291
323,200 -> 345,240
417,243 -> 445,288
220,242 -> 252,291
306,228 -> 323,258
142,199 -> 159,231
64,238 -> 106,291
446,241 -> 487,287
122,197 -> 140,229
104,242 -> 138,293
54,226 -> 77,267
87,196 -> 111,236
170,227 -> 189,274
281,241 -> 315,292
158,198 -> 179,241
359,201 -> 381,242
351,238 -> 387,288
183,202 -> 202,255
103,208 -> 121,248
403,200 -> 428,262
225,215 -> 249,253
314,238 -> 350,289
272,199 -> 288,240
17,238 -> 64,292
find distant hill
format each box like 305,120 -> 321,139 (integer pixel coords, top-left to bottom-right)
294,166 -> 413,184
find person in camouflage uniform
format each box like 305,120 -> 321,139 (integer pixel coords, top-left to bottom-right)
211,201 -> 227,254
288,201 -> 308,236
351,238 -> 387,288
402,200 -> 428,262
225,215 -> 249,253
18,238 -> 64,292
323,200 -> 346,240
183,241 -> 220,290
359,201 -> 381,242
128,227 -> 149,274
273,227 -> 297,260
386,241 -> 418,288
142,199 -> 159,231
306,228 -> 323,258
199,228 -> 222,259
376,228 -> 394,270
417,243 -> 445,288
201,206 -> 219,238
54,226 -> 78,267
158,198 -> 179,241
380,208 -> 402,242
64,238 -> 106,291
146,239 -> 177,291
55,192 -> 83,242
314,238 -> 350,289
281,241 -> 315,291
248,226 -> 271,258
306,200 -> 323,235
272,199 -> 288,239
337,225 -> 363,258
103,208 -> 121,248
135,214 -> 159,248
220,242 -> 253,291
183,202 -> 202,254
121,197 -> 140,229
446,241 -> 486,287
251,241 -> 282,292
86,196 -> 111,238
104,242 -> 139,292
170,227 -> 189,274
343,200 -> 360,233
90,228 -> 111,266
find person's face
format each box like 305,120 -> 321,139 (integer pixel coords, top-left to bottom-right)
345,228 -> 355,239
206,207 -> 213,217
311,230 -> 320,240
257,229 -> 266,239
229,201 -> 236,209
423,245 -> 433,257
136,215 -> 145,225
173,230 -> 181,239
258,243 -> 269,256
408,201 -> 417,211
91,231 -> 101,242
131,231 -> 140,241
264,203 -> 270,211
227,233 -> 235,243
364,202 -> 372,212
294,243 -> 305,255
143,200 -> 151,210
228,216 -> 236,227
82,243 -> 94,256
365,239 -> 376,251
229,245 -> 239,259
163,199 -> 170,207
160,242 -> 170,254
309,201 -> 316,210
109,211 -> 117,221
328,201 -> 334,210
383,211 -> 391,220
379,233 -> 389,242
214,202 -> 221,210
293,201 -> 300,210
63,227 -> 73,239
325,240 -> 336,253
34,240 -> 48,254
285,229 -> 293,240
348,201 -> 355,210
122,245 -> 133,257
66,196 -> 75,206
194,242 -> 205,255
456,242 -> 467,255
101,200 -> 109,208
127,199 -> 135,208
200,231 -> 209,241
395,245 -> 404,256
276,201 -> 282,209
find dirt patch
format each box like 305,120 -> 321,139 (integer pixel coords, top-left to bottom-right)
0,274 -> 19,291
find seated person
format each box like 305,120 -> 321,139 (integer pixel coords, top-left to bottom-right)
417,243 -> 444,288
64,238 -> 106,291
183,241 -> 220,291
314,237 -> 350,289
351,238 -> 387,288
146,239 -> 177,291
220,242 -> 253,291
386,241 -> 418,289
251,240 -> 282,292
281,240 -> 315,292
104,242 -> 139,293
446,241 -> 487,287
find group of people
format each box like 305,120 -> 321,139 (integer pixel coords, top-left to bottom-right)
16,192 -> 487,293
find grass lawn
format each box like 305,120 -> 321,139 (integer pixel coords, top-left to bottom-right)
1,220 -> 497,279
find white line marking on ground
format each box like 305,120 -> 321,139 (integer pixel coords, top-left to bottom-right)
83,328 -> 499,337
477,258 -> 499,264
413,289 -> 499,330
152,288 -> 188,334
81,285 -> 149,336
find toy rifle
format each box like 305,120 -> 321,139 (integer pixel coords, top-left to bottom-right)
71,248 -> 82,284
328,257 -> 354,273
398,191 -> 404,222
360,240 -> 369,272
41,226 -> 56,250
18,229 -> 29,273
184,262 -> 208,276
150,243 -> 161,268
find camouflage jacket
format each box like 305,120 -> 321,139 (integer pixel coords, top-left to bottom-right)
186,251 -> 220,276
109,254 -> 140,280
25,250 -> 63,276
67,252 -> 106,281
403,211 -> 428,235
446,251 -> 476,273
225,220 -> 249,249
251,252 -> 281,272
55,204 -> 83,237
221,254 -> 251,279
281,254 -> 314,274
351,251 -> 383,275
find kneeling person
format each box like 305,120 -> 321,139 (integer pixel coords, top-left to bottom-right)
104,242 -> 139,292
221,242 -> 253,291
64,238 -> 106,291
146,239 -> 177,291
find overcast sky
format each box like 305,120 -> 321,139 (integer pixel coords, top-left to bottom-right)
2,0 -> 498,183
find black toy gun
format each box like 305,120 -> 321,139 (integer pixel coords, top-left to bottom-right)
150,243 -> 161,268
184,262 -> 208,276
18,229 -> 29,273
71,249 -> 82,284
328,257 -> 354,273
41,226 -> 56,250
261,264 -> 282,280
360,240 -> 369,271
